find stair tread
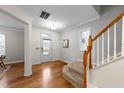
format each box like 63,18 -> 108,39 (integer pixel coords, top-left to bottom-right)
63,65 -> 83,87
68,61 -> 83,75
63,65 -> 98,88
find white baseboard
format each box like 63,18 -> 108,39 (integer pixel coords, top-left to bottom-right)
77,59 -> 83,62
59,59 -> 70,64
32,59 -> 61,65
24,71 -> 32,77
60,59 -> 83,63
5,60 -> 24,65
52,59 -> 61,62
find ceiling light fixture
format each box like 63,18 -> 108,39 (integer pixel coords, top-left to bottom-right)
51,23 -> 56,30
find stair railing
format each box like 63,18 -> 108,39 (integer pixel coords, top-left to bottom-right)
82,12 -> 124,88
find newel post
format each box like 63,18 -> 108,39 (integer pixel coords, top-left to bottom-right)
83,51 -> 88,88
88,36 -> 93,69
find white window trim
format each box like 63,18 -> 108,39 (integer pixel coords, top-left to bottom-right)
79,27 -> 91,52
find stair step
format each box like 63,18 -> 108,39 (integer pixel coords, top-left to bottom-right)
63,65 -> 98,88
63,65 -> 83,87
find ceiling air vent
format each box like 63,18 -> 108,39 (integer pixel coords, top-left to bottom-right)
40,11 -> 50,20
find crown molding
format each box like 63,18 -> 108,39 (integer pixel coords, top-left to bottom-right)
61,15 -> 100,33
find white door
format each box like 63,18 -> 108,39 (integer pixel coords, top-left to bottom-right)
40,34 -> 52,63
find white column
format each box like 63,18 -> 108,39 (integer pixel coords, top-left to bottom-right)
97,38 -> 99,65
114,23 -> 117,59
107,29 -> 110,62
122,16 -> 124,56
24,23 -> 32,76
102,33 -> 104,64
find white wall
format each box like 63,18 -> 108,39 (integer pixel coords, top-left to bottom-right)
32,27 -> 60,65
60,5 -> 124,63
91,57 -> 124,88
0,27 -> 24,63
60,30 -> 80,62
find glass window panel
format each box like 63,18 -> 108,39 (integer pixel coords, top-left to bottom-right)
42,39 -> 51,55
0,33 -> 5,56
80,28 -> 90,51
43,51 -> 49,55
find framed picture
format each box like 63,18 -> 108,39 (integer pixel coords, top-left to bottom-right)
63,39 -> 69,48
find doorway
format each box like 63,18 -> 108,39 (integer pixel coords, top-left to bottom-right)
0,6 -> 32,76
40,33 -> 53,63
0,10 -> 25,78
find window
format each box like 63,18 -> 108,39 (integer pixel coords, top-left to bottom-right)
42,34 -> 51,56
0,33 -> 6,56
43,39 -> 51,55
79,28 -> 90,51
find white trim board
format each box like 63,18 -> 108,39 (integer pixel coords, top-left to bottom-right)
77,59 -> 83,62
5,60 -> 24,65
60,59 -> 70,64
32,59 -> 64,65
61,15 -> 99,33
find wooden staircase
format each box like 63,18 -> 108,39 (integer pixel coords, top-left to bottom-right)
63,12 -> 124,88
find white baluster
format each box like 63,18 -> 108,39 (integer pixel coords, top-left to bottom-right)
97,38 -> 99,65
102,33 -> 104,64
92,42 -> 95,67
107,29 -> 110,62
122,16 -> 124,56
114,23 -> 117,59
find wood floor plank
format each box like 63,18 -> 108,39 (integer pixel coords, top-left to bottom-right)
0,61 -> 74,88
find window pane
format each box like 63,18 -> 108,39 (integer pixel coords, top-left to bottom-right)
43,39 -> 51,55
43,51 -> 49,55
80,28 -> 90,51
0,33 -> 5,56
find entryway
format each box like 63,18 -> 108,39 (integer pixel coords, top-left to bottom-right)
40,33 -> 53,63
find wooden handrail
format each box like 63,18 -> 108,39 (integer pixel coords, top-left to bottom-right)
93,12 -> 124,41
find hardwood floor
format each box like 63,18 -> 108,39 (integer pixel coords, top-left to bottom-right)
0,61 -> 74,88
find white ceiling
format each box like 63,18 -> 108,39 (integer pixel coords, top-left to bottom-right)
0,5 -> 100,31
17,5 -> 100,31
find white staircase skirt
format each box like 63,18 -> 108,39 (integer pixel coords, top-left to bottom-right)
91,56 -> 124,88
